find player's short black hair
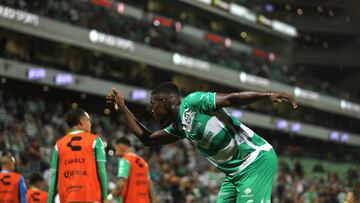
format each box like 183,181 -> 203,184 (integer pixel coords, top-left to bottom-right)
64,108 -> 86,128
151,82 -> 181,97
30,172 -> 44,185
115,137 -> 131,147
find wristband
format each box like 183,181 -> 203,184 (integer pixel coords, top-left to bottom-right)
107,194 -> 114,200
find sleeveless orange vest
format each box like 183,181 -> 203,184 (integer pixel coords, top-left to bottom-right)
0,171 -> 21,203
56,131 -> 101,202
121,153 -> 150,203
26,188 -> 48,203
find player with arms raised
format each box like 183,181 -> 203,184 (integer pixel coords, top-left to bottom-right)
106,82 -> 297,203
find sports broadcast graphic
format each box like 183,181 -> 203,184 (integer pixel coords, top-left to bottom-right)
0,0 -> 359,203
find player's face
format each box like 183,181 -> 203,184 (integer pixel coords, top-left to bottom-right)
115,144 -> 127,157
150,95 -> 171,125
80,112 -> 91,133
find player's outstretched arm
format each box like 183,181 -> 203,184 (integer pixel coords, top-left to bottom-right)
106,88 -> 180,146
215,91 -> 297,109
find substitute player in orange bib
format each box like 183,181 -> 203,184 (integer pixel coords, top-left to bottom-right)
26,173 -> 48,203
47,108 -> 108,203
0,154 -> 27,203
106,137 -> 157,203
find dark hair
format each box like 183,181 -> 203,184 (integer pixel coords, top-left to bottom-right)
151,82 -> 181,97
64,108 -> 86,128
29,172 -> 44,185
115,137 -> 131,147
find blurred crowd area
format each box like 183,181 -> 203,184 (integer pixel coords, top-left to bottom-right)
1,28 -> 360,136
275,164 -> 359,203
0,89 -> 359,203
0,0 -> 354,102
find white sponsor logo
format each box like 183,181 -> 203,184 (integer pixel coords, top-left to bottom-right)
239,72 -> 269,87
182,108 -> 195,133
294,87 -> 319,101
241,187 -> 254,198
0,5 -> 39,26
244,188 -> 252,195
340,100 -> 360,113
89,30 -> 135,52
173,53 -> 210,72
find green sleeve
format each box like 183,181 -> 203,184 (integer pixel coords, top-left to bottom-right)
94,137 -> 108,200
47,146 -> 59,203
117,158 -> 130,178
184,92 -> 216,112
164,124 -> 186,139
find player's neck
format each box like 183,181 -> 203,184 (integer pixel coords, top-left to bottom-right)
30,186 -> 41,190
69,127 -> 86,133
1,166 -> 13,171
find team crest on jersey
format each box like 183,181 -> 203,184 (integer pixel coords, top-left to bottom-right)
244,188 -> 252,195
241,187 -> 254,198
182,108 -> 195,132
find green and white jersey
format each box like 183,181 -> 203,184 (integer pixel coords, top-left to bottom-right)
118,158 -> 131,178
164,92 -> 272,175
117,157 -> 151,179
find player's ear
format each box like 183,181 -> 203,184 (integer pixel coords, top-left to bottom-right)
167,95 -> 178,105
79,115 -> 86,126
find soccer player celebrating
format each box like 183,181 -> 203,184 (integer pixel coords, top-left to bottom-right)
107,82 -> 297,203
47,108 -> 108,203
106,137 -> 157,203
0,154 -> 27,203
26,173 -> 48,203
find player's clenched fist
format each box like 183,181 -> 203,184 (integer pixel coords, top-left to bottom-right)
106,87 -> 126,112
269,91 -> 297,109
